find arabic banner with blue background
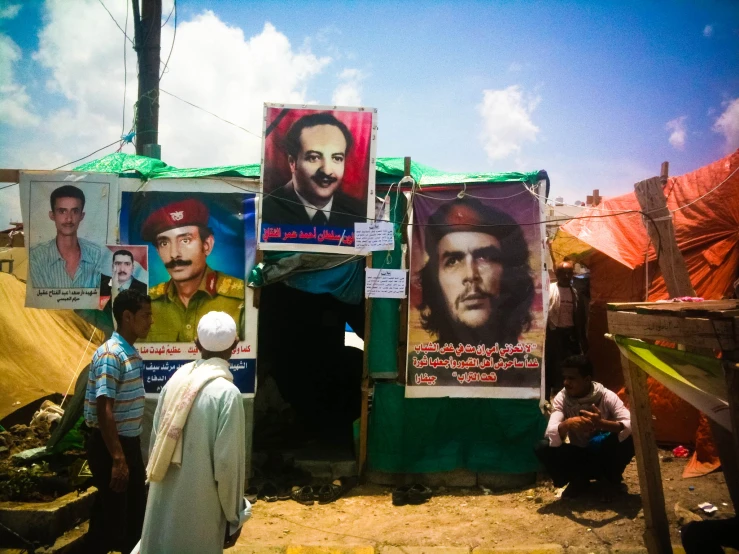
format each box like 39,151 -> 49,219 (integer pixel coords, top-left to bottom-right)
120,189 -> 257,394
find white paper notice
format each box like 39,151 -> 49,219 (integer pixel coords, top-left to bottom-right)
354,221 -> 395,252
365,268 -> 407,298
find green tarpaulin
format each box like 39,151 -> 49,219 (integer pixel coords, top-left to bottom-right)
74,153 -> 547,190
368,382 -> 545,473
72,153 -> 550,475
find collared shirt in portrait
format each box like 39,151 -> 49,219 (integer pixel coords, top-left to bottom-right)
293,186 -> 334,222
84,332 -> 145,437
30,236 -> 103,289
146,266 -> 245,342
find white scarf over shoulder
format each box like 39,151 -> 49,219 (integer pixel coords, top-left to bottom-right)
146,358 -> 233,482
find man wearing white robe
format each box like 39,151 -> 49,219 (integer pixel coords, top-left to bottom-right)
139,311 -> 250,553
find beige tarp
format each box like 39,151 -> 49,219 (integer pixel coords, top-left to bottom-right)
0,272 -> 105,420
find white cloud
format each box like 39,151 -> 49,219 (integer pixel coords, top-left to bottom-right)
703,24 -> 713,38
666,116 -> 687,150
713,98 -> 739,152
0,2 -> 332,171
0,3 -> 21,19
477,85 -> 540,161
331,68 -> 365,106
0,34 -> 40,127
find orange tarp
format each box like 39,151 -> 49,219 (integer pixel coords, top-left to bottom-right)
551,150 -> 739,475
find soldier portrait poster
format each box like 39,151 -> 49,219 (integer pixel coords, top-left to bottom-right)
120,188 -> 257,394
405,184 -> 546,399
259,103 -> 377,254
21,171 -> 118,310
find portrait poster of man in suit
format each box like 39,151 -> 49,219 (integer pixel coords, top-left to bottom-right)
405,185 -> 547,399
99,245 -> 149,310
259,104 -> 377,254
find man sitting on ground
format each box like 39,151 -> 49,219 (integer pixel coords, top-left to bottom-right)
535,355 -> 634,499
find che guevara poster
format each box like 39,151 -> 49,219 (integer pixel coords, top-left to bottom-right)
406,184 -> 546,399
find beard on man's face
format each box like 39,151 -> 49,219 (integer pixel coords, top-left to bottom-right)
435,294 -> 503,347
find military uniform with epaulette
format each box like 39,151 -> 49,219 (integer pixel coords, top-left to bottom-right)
146,266 -> 245,342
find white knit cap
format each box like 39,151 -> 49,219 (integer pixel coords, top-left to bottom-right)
197,311 -> 237,352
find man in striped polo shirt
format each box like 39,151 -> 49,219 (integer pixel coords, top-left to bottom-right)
84,288 -> 152,554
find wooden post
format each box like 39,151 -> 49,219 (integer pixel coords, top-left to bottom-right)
633,169 -> 696,298
620,352 -> 673,554
720,349 -> 739,507
397,156 -> 411,385
133,0 -> 162,157
358,253 -> 373,477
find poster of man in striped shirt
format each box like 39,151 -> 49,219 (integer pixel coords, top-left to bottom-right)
21,172 -> 118,310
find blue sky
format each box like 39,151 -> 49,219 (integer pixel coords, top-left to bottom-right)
1,0 -> 738,224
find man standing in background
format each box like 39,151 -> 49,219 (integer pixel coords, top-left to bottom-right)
546,261 -> 588,398
84,289 -> 152,554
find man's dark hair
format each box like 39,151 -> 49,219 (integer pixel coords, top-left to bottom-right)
419,196 -> 534,345
113,249 -> 134,263
113,289 -> 151,327
50,185 -> 85,211
561,355 -> 593,378
284,112 -> 354,159
196,226 -> 213,242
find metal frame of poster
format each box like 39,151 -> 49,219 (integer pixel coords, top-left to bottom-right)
20,171 -> 119,310
405,181 -> 548,399
258,103 -> 378,254
117,177 -> 259,397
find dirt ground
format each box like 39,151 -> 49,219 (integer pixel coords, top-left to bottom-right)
238,451 -> 734,551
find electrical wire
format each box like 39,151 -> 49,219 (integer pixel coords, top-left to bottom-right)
61,326 -> 99,408
121,0 -> 129,137
159,89 -> 263,138
162,1 -> 175,27
670,164 -> 739,213
97,0 -> 134,44
159,0 -> 177,81
52,140 -> 124,170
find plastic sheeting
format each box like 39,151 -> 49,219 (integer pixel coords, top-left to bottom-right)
76,153 -> 547,190
368,191 -> 407,379
550,150 -> 739,464
368,382 -> 545,473
0,273 -> 105,420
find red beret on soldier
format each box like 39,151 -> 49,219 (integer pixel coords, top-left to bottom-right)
141,199 -> 210,242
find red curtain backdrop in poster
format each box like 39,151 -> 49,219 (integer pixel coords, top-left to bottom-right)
262,107 -> 373,203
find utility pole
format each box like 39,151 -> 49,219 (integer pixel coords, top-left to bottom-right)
132,0 -> 162,159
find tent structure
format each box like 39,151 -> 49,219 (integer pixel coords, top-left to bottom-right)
0,272 -> 105,420
550,149 -> 739,474
6,153 -> 551,479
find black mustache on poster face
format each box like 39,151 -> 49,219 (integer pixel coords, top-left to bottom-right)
164,259 -> 192,269
311,170 -> 338,185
